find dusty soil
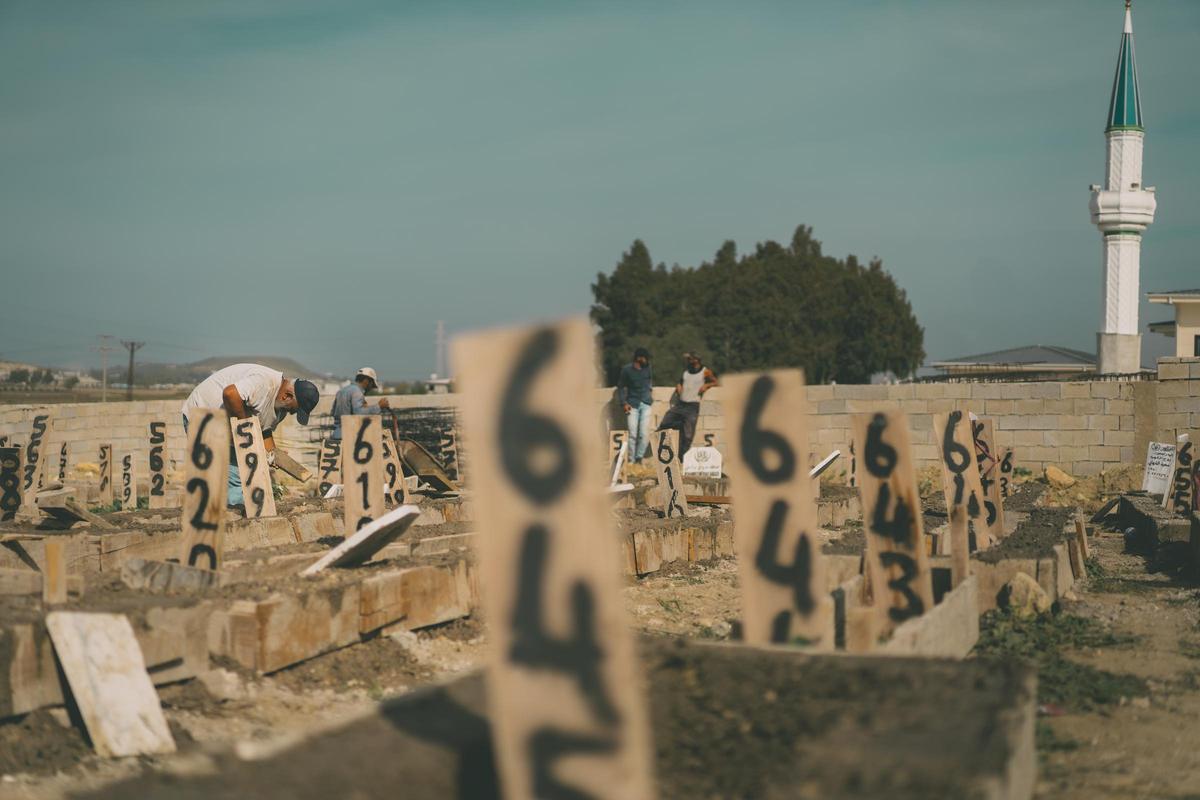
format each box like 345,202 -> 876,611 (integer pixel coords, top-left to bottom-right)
975,507 -> 1073,563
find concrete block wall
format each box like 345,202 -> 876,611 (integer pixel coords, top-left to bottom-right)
1154,357 -> 1200,443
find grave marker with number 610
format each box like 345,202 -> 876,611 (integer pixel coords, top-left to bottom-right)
341,416 -> 385,535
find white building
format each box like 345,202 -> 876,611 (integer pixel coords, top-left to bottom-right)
1090,1 -> 1156,374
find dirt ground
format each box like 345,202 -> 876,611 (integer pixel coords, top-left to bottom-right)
5,475 -> 1200,798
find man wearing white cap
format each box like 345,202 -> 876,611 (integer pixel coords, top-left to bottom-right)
329,367 -> 391,442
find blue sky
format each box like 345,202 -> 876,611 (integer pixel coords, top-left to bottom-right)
1,0 -> 1197,379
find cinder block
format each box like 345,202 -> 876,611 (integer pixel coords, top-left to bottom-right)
996,415 -> 1032,431
1000,384 -> 1034,400
818,399 -> 847,414
1120,446 -> 1134,462
1104,399 -> 1133,415
1091,382 -> 1120,399
1013,399 -> 1044,415
1061,383 -> 1092,399
1012,430 -> 1043,446
1104,430 -> 1135,447
886,385 -> 915,400
1042,400 -> 1074,414
1159,362 -> 1190,381
1029,383 -> 1063,400
1074,461 -> 1104,476
807,385 -> 834,401
1174,397 -> 1200,413
1058,446 -> 1091,463
1089,445 -> 1119,461
1158,380 -> 1190,399
1088,415 -> 1119,431
984,400 -> 1015,415
970,384 -> 1004,400
1024,446 -> 1060,462
1028,415 -> 1056,430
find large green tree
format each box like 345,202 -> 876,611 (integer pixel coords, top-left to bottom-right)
591,225 -> 924,385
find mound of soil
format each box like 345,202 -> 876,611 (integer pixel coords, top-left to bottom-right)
975,507 -> 1072,563
0,711 -> 90,777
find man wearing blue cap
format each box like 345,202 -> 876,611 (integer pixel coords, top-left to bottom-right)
182,363 -> 320,509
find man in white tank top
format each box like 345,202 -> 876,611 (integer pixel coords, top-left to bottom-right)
657,352 -> 719,455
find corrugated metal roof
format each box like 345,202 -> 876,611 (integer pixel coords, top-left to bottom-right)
933,345 -> 1096,367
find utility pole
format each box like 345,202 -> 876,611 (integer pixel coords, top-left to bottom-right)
435,320 -> 446,379
92,335 -> 116,402
121,341 -> 144,401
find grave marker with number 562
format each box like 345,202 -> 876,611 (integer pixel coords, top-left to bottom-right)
178,409 -> 228,570
723,369 -> 831,648
454,317 -> 656,800
148,421 -> 169,509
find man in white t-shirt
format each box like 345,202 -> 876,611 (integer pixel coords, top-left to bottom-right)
181,364 -> 320,509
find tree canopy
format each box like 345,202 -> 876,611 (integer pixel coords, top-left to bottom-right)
590,225 -> 924,385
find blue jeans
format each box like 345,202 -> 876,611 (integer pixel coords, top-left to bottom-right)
182,415 -> 242,507
626,402 -> 653,462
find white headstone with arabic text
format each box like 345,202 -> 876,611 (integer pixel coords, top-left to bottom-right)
682,446 -> 723,478
1143,441 -> 1176,496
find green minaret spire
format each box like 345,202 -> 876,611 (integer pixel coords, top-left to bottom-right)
1106,0 -> 1143,131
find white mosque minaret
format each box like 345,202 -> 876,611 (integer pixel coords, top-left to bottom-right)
1091,0 -> 1156,374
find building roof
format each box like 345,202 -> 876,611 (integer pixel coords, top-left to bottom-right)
932,345 -> 1096,369
1148,319 -> 1176,336
1148,289 -> 1200,303
1106,3 -> 1143,131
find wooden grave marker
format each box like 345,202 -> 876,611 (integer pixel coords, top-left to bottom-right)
722,369 -> 832,648
45,611 -> 176,757
440,428 -> 462,483
98,443 -> 114,507
55,439 -> 68,484
0,446 -> 22,522
231,417 -> 277,519
20,412 -> 52,514
608,428 -> 628,484
380,430 -> 409,506
119,451 -> 137,510
1169,433 -> 1198,516
454,318 -> 656,800
317,437 -> 342,497
148,420 -> 169,509
999,448 -> 1014,499
341,415 -> 385,535
178,409 -> 228,570
933,410 -> 993,551
971,416 -> 1007,539
43,539 -> 68,604
651,428 -> 689,518
852,411 -> 935,634
302,505 -> 421,574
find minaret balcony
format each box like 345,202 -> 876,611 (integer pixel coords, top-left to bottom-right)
1089,187 -> 1157,230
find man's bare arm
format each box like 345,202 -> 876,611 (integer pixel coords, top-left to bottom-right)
221,385 -> 250,418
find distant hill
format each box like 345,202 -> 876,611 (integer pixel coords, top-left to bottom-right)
94,356 -> 337,387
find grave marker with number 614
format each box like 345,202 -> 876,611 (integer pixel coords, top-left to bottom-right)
723,369 -> 831,648
178,409 -> 228,570
652,428 -> 689,519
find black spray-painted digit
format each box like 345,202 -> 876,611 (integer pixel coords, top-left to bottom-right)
244,451 -> 259,486
753,500 -> 816,642
235,420 -> 253,449
528,728 -> 617,800
0,449 -> 21,521
250,486 -> 265,517
863,413 -> 896,479
869,482 -> 915,547
191,416 -> 214,469
941,411 -> 971,472
656,431 -> 675,465
152,474 -> 165,494
878,551 -> 924,622
740,375 -> 794,484
498,328 -> 574,505
186,477 -> 218,531
23,415 -> 48,491
187,544 -> 217,570
353,419 -> 374,464
356,472 -> 370,510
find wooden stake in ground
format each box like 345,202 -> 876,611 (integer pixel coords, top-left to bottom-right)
45,611 -> 176,758
609,429 -> 628,485
722,369 -> 832,648
178,409 -> 228,570
454,317 -> 656,800
55,440 -> 68,484
651,428 -> 689,518
42,539 -> 68,605
148,420 -> 168,509
440,428 -> 462,484
933,411 -> 992,551
0,446 -> 23,522
119,452 -> 137,510
949,505 -> 970,589
1075,510 -> 1091,561
97,444 -> 114,507
317,437 -> 341,497
231,417 -> 277,519
20,412 -> 52,515
341,415 -> 385,535
999,448 -> 1014,499
971,416 -> 1007,540
380,431 -> 409,506
852,411 -> 935,634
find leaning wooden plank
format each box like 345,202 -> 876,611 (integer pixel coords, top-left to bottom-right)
44,611 -> 176,757
270,449 -> 310,482
1,446 -> 25,522
0,568 -> 84,598
301,504 -> 421,575
38,496 -> 118,531
360,561 -> 473,633
120,558 -> 228,592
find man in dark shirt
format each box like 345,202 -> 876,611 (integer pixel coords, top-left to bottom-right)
617,347 -> 654,463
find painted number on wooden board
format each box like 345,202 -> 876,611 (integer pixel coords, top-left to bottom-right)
652,429 -> 689,518
1171,440 -> 1197,515
853,412 -> 934,628
22,413 -> 50,493
232,417 -> 276,519
999,449 -> 1014,499
342,416 -> 384,534
317,438 -> 341,497
935,411 -> 990,551
148,421 -> 167,506
723,370 -> 830,647
56,441 -> 68,483
380,432 -> 407,506
120,453 -> 135,509
455,320 -> 654,800
439,429 -> 461,482
0,447 -> 22,521
971,417 -> 1006,540
179,410 -> 228,570
98,444 -> 113,504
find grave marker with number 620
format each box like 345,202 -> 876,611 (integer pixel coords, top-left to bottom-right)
178,410 -> 228,570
